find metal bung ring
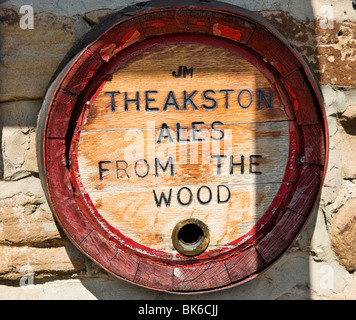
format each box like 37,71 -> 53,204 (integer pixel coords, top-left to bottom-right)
172,219 -> 210,257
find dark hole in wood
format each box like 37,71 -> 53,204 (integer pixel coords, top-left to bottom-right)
178,223 -> 204,245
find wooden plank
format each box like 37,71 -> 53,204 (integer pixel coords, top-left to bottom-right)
281,70 -> 320,125
133,260 -> 173,291
256,209 -> 306,264
81,232 -> 141,282
173,261 -> 231,292
302,124 -> 326,165
45,139 -> 93,241
45,139 -> 72,204
185,9 -> 213,34
283,121 -> 303,183
60,49 -> 104,95
79,231 -> 118,270
109,246 -> 141,282
46,89 -> 78,138
225,246 -> 266,283
247,26 -> 301,77
138,9 -> 213,38
139,10 -> 189,38
287,164 -> 323,216
211,12 -> 255,43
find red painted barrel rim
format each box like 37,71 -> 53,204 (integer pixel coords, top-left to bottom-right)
37,0 -> 328,293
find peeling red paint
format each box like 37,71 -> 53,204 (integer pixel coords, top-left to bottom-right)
271,61 -> 282,74
213,23 -> 242,41
99,43 -> 117,62
121,29 -> 141,50
285,83 -> 297,99
89,81 -> 106,106
99,30 -> 141,62
65,101 -> 73,116
285,84 -> 299,112
121,28 -> 139,44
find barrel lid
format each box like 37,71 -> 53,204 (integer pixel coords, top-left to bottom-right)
37,0 -> 328,293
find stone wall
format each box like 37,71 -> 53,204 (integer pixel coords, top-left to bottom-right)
0,0 -> 355,299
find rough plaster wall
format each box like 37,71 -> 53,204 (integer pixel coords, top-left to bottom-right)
0,0 -> 355,299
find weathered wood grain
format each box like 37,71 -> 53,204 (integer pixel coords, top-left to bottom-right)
225,246 -> 266,282
133,259 -> 174,291
256,209 -> 307,263
173,261 -> 231,291
287,164 -> 323,216
303,124 -> 326,165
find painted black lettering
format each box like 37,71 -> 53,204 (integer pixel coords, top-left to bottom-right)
177,187 -> 193,206
183,66 -> 194,78
217,185 -> 231,204
116,160 -> 129,178
153,189 -> 172,208
230,155 -> 245,174
211,121 -> 225,141
211,155 -> 227,175
197,186 -> 212,205
157,123 -> 174,144
105,91 -> 120,112
163,91 -> 180,111
173,66 -> 194,78
250,155 -> 262,175
134,159 -> 149,178
202,90 -> 217,110
155,157 -> 174,177
258,89 -> 273,109
124,92 -> 140,111
238,89 -> 253,109
98,161 -> 111,180
176,123 -> 189,142
172,66 -> 183,78
192,122 -> 205,142
219,89 -> 234,109
182,90 -> 198,110
145,90 -> 158,112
